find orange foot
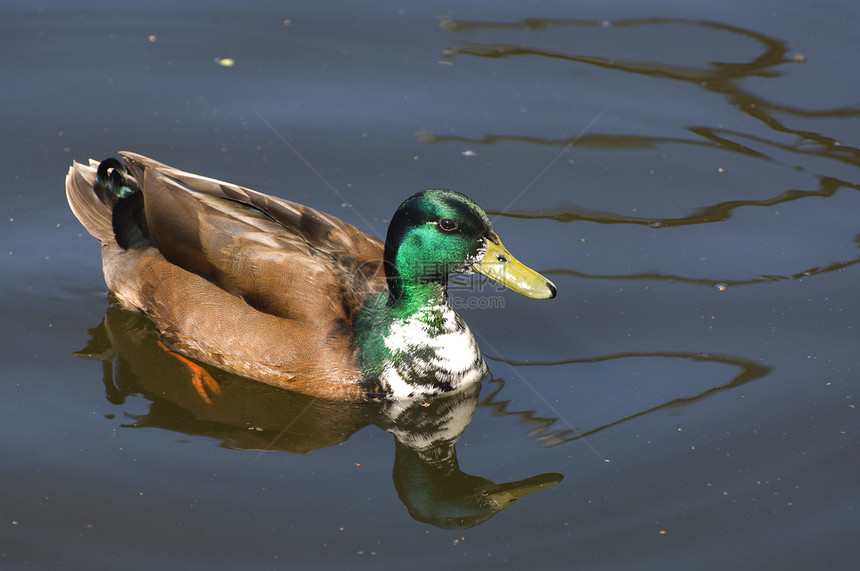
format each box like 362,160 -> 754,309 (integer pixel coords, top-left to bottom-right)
157,340 -> 223,404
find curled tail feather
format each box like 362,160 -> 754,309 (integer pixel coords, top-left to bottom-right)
66,157 -> 151,249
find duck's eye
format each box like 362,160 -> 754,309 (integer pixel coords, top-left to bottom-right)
438,218 -> 458,232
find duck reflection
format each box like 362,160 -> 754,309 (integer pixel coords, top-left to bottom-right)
379,387 -> 562,529
76,304 -> 562,528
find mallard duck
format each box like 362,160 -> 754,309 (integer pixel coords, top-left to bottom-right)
66,152 -> 556,399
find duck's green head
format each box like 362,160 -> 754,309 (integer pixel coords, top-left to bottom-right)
383,189 -> 557,302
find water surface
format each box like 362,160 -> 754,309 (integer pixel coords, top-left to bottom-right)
2,1 -> 858,569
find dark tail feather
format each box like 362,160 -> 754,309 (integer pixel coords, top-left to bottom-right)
94,158 -> 151,249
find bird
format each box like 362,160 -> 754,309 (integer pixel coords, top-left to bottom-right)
65,152 -> 556,400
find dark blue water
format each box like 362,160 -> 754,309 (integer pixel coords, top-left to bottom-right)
2,1 -> 858,569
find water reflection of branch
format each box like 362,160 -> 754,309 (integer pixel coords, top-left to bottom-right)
416,129 -> 709,152
544,251 -> 860,288
438,15 -> 838,102
486,176 -> 860,227
418,120 -> 860,169
440,17 -> 788,79
481,351 -> 771,447
435,16 -> 860,165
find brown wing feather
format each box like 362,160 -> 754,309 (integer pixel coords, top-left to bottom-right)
120,152 -> 385,322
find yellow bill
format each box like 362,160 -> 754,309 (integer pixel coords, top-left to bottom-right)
472,237 -> 557,299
